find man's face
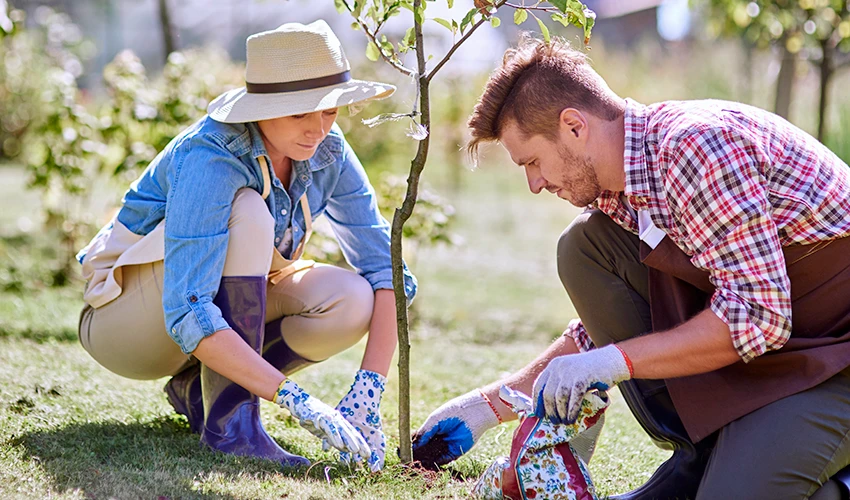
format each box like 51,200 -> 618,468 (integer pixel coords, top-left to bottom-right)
500,121 -> 601,207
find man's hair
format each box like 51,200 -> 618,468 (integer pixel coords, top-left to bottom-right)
467,34 -> 623,162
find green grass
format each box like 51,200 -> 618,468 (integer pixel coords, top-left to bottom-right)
0,163 -> 669,499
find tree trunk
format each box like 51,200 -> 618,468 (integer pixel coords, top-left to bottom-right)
817,39 -> 834,142
158,0 -> 177,62
393,0 -> 430,465
774,43 -> 796,120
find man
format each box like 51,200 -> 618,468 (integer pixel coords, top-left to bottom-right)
412,35 -> 850,499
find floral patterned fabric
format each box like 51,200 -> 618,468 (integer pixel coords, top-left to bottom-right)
472,387 -> 608,500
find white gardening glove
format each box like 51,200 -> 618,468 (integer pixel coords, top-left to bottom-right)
274,379 -> 370,460
411,389 -> 501,469
532,344 -> 632,424
334,369 -> 387,471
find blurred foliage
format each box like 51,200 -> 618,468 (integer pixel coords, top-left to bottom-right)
0,4 -> 92,160
305,172 -> 457,267
700,0 -> 850,52
697,0 -> 850,138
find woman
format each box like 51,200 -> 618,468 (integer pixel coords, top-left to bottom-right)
75,20 -> 416,472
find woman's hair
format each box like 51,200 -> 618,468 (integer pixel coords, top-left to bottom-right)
467,34 -> 624,162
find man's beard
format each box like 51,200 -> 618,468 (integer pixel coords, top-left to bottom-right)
557,144 -> 601,207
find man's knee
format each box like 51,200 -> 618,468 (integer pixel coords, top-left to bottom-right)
557,210 -> 618,291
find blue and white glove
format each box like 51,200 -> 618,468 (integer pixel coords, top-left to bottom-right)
532,344 -> 632,424
411,389 -> 501,469
334,369 -> 387,471
275,379 -> 370,460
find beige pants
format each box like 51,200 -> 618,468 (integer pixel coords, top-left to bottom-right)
78,189 -> 374,380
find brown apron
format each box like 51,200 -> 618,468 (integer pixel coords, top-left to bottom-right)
258,156 -> 316,284
641,236 -> 850,443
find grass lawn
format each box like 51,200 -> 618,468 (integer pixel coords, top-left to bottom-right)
0,162 -> 669,499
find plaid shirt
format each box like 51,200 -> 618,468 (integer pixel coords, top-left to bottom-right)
565,99 -> 850,362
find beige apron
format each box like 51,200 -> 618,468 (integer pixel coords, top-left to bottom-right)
81,155 -> 314,308
258,156 -> 316,285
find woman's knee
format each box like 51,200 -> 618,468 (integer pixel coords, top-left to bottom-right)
331,271 -> 374,339
224,188 -> 274,276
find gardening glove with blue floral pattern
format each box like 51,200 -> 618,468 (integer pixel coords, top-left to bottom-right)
532,344 -> 632,425
411,389 -> 501,469
334,369 -> 387,471
275,378 -> 370,460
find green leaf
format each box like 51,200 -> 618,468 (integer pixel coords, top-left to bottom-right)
568,3 -> 587,26
536,16 -> 550,43
366,41 -> 380,61
350,21 -> 361,30
583,12 -> 595,44
334,0 -> 348,14
433,17 -> 453,31
550,12 -> 569,27
514,8 -> 528,24
460,7 -> 477,33
414,3 -> 426,25
404,27 -> 416,46
490,16 -> 501,27
549,0 -> 568,13
448,0 -> 454,8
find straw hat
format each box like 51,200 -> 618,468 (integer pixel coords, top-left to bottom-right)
208,20 -> 395,123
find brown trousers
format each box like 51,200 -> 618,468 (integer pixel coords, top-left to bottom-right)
558,210 -> 850,499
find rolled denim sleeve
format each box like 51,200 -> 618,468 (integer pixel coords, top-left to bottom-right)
324,139 -> 417,303
162,136 -> 251,353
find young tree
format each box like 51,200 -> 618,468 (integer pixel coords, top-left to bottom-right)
335,0 -> 596,463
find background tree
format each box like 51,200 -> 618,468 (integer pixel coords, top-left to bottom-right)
336,0 -> 596,463
699,0 -> 850,141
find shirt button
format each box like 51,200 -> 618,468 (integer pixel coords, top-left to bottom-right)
300,174 -> 308,182
275,237 -> 280,243
281,209 -> 287,215
189,295 -> 198,303
171,328 -> 176,334
293,227 -> 299,233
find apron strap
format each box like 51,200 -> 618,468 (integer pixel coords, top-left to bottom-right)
290,193 -> 313,260
256,154 -> 314,269
257,156 -> 271,200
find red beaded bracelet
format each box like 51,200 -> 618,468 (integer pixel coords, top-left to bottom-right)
614,344 -> 635,378
478,389 -> 503,424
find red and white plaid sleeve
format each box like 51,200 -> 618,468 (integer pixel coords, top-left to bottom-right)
563,318 -> 595,352
665,127 -> 793,363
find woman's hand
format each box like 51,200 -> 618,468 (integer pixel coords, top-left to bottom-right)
275,379 -> 371,459
335,369 -> 387,471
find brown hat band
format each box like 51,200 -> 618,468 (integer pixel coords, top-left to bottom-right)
246,71 -> 351,94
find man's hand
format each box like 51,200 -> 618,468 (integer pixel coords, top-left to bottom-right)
532,344 -> 632,424
411,389 -> 501,469
335,369 -> 387,471
275,378 -> 371,459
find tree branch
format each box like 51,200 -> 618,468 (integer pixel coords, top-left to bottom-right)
344,1 -> 417,78
505,2 -> 558,12
426,0 -> 509,83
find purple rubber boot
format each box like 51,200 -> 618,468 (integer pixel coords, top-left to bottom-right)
197,275 -> 309,468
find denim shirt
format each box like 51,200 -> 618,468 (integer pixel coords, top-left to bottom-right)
79,116 -> 417,354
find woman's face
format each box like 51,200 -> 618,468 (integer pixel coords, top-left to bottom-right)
257,108 -> 339,161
